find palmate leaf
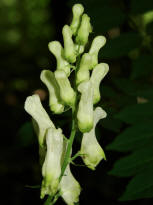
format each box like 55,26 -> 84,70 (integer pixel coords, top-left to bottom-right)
119,163 -> 153,201
108,143 -> 153,177
115,103 -> 153,124
106,120 -> 153,152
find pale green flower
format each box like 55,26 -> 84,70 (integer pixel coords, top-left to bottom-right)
77,80 -> 93,133
62,25 -> 76,63
90,63 -> 109,104
24,94 -> 55,146
41,127 -> 63,198
80,107 -> 107,170
70,4 -> 84,36
74,44 -> 84,54
76,14 -> 92,45
60,165 -> 81,205
40,70 -> 64,114
48,41 -> 70,76
89,36 -> 106,69
55,70 -> 76,107
60,140 -> 81,205
76,53 -> 92,85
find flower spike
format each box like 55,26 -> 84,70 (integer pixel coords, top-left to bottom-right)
24,94 -> 55,146
48,41 -> 71,76
40,70 -> 64,114
80,107 -> 107,170
41,127 -> 63,198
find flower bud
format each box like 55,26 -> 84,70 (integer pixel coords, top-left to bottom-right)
41,127 -> 63,198
40,70 -> 64,114
76,53 -> 92,85
70,4 -> 84,35
80,107 -> 107,170
62,25 -> 76,63
77,80 -> 93,133
48,41 -> 70,76
55,70 -> 76,107
76,14 -> 92,45
89,36 -> 106,69
24,94 -> 55,146
75,44 -> 84,54
90,63 -> 109,104
60,165 -> 81,205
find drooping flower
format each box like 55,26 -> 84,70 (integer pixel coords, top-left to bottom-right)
77,80 -> 93,133
55,70 -> 76,107
41,127 -> 63,198
80,107 -> 107,170
90,63 -> 109,104
48,41 -> 71,76
24,94 -> 55,146
40,70 -> 64,114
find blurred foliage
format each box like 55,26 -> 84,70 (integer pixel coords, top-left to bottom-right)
1,0 -> 153,204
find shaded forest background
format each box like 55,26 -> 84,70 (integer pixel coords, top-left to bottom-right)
1,0 -> 153,204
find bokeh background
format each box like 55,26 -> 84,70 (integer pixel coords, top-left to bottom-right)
1,0 -> 153,204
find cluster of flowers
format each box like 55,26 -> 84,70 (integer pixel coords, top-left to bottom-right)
24,4 -> 109,205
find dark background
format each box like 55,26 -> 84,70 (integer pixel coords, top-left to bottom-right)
1,0 -> 153,204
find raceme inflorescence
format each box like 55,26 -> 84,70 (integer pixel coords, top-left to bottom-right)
24,3 -> 109,205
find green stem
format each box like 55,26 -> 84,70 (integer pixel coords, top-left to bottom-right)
59,108 -> 76,181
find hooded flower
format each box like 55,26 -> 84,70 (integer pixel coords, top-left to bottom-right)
77,80 -> 94,133
60,140 -> 81,205
89,36 -> 106,69
76,14 -> 92,45
90,63 -> 109,104
62,25 -> 76,63
76,53 -> 92,85
24,94 -> 55,146
55,70 -> 76,107
40,70 -> 64,114
48,41 -> 71,76
70,4 -> 84,36
41,127 -> 63,198
80,107 -> 107,170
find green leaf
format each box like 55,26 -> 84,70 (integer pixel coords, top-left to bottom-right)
119,163 -> 153,200
109,144 -> 153,177
106,120 -> 153,152
115,103 -> 153,124
101,117 -> 123,133
101,32 -> 142,59
131,55 -> 153,80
